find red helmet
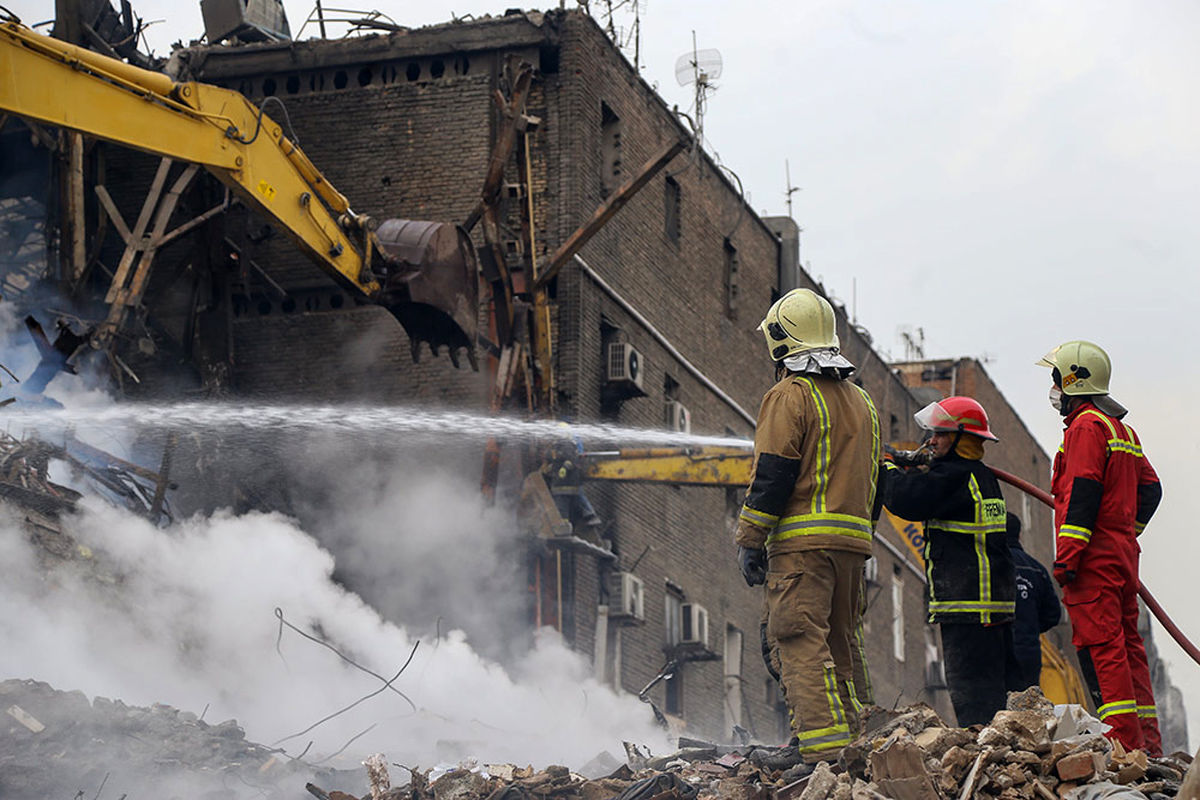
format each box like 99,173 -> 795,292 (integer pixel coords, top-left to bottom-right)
913,396 -> 998,441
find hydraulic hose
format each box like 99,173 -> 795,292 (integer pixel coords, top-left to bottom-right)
990,465 -> 1200,667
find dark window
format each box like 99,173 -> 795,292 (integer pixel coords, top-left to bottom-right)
664,585 -> 684,715
665,669 -> 683,715
664,177 -> 681,244
724,238 -> 739,319
663,373 -> 680,402
601,103 -> 623,196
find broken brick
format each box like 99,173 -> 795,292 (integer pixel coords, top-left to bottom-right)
1055,752 -> 1097,783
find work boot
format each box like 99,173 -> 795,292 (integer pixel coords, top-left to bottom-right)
780,761 -> 816,783
749,741 -> 805,772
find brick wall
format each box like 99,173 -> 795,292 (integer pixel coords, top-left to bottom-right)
93,9 -> 1025,741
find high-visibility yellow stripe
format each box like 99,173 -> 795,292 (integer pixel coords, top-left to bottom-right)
795,663 -> 851,753
853,584 -> 873,701
1058,524 -> 1091,542
766,513 -> 873,545
1098,700 -> 1137,719
928,520 -> 1006,534
967,476 -> 993,623
854,384 -> 881,510
1081,409 -> 1118,439
1137,705 -> 1158,719
796,729 -> 852,752
1079,409 -> 1144,457
1134,521 -> 1147,534
929,600 -> 1016,613
847,679 -> 862,716
740,506 -> 779,527
924,536 -> 935,604
824,663 -> 845,726
794,376 -> 832,514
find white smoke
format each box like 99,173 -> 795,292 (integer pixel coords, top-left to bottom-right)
0,495 -> 672,770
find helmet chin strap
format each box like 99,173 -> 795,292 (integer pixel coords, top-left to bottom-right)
1059,390 -> 1077,418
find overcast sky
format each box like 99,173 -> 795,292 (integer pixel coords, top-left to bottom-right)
8,0 -> 1199,744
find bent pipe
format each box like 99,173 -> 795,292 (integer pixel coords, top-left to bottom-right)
990,465 -> 1200,668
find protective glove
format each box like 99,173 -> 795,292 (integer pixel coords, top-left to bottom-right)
1053,562 -> 1076,587
883,443 -> 932,468
738,546 -> 767,587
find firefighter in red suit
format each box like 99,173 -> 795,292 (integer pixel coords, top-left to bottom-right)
1039,340 -> 1163,755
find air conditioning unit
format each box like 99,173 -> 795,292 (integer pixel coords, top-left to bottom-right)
680,603 -> 709,648
608,571 -> 645,622
606,342 -> 644,393
665,400 -> 692,434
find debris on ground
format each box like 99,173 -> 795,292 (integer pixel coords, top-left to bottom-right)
3,680 -> 1195,800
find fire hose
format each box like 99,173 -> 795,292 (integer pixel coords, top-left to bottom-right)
991,465 -> 1200,667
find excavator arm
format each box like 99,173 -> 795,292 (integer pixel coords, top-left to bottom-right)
0,20 -> 477,363
578,445 -> 752,487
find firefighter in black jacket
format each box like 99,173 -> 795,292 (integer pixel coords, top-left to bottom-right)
883,396 -> 1015,727
1005,511 -> 1061,691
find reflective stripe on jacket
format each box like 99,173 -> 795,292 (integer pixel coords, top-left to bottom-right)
1052,401 -> 1161,584
883,455 -> 1015,624
734,373 -> 880,557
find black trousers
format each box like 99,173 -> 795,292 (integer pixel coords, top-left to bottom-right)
940,622 -> 1013,727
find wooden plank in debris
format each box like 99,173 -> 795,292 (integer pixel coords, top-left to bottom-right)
94,184 -> 133,245
65,131 -> 87,281
106,157 -> 172,304
958,749 -> 988,800
66,434 -> 164,484
537,137 -> 688,290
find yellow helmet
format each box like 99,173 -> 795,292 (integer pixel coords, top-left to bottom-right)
1036,340 -> 1111,396
758,288 -> 840,362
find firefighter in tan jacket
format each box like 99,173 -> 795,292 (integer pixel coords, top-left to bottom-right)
736,288 -> 881,766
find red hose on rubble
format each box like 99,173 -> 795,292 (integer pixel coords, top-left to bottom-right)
990,465 -> 1200,667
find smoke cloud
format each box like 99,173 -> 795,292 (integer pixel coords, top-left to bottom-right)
0,492 -> 672,773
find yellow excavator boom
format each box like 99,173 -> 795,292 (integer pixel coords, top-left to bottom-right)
0,20 -> 477,360
579,445 -> 753,487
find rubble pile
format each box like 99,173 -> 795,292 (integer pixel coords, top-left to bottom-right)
306,688 -> 1196,800
3,680 -> 1196,800
0,679 -> 350,798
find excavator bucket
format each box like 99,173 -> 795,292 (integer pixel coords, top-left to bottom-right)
375,219 -> 479,370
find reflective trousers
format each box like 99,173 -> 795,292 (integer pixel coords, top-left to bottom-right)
763,549 -> 867,763
1068,574 -> 1161,756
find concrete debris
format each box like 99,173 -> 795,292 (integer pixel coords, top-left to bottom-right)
0,678 -> 353,798
2,681 -> 1195,800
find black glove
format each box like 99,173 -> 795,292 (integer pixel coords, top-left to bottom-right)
1053,562 -> 1076,587
884,443 -> 932,468
738,546 -> 767,587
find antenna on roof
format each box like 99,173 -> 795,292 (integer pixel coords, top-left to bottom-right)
785,159 -> 800,219
674,32 -> 722,144
588,0 -> 646,69
899,326 -> 926,361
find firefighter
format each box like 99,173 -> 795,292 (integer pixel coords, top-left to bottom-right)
735,288 -> 881,767
1038,340 -> 1162,755
1005,512 -> 1061,691
883,396 -> 1015,727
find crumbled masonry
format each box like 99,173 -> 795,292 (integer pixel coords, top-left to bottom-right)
3,682 -> 1195,800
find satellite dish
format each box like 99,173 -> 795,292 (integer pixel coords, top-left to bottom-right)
675,48 -> 723,86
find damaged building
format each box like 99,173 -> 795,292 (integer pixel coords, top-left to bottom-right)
0,0 -> 1190,763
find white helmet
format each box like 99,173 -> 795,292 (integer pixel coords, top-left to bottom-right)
758,288 -> 840,362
